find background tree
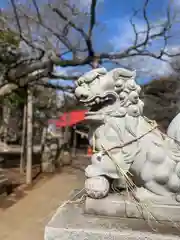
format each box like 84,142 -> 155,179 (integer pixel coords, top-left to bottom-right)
142,75 -> 180,131
0,0 -> 178,95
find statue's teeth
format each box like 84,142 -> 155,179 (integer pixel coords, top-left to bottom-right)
96,98 -> 100,104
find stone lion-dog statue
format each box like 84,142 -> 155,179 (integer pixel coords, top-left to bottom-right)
75,67 -> 180,204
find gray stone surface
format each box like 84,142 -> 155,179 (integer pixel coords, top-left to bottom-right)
45,202 -> 180,240
84,193 -> 180,222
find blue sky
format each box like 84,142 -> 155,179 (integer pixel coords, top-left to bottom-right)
93,0 -> 170,51
1,0 -> 180,86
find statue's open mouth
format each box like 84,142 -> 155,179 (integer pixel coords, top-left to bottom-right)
80,92 -> 118,112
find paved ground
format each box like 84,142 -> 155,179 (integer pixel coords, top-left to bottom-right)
0,167 -> 84,240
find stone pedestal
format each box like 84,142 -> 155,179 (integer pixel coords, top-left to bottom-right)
84,193 -> 180,222
45,199 -> 180,240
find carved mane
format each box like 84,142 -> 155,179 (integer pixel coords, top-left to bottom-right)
112,68 -> 144,118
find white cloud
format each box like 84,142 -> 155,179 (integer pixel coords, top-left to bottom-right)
74,0 -> 104,11
110,20 -> 143,51
79,0 -> 93,7
111,17 -> 164,51
110,17 -> 179,78
119,56 -> 172,79
173,0 -> 180,7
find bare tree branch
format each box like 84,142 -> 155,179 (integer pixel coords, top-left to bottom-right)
10,0 -> 45,54
0,0 -> 179,90
88,0 -> 97,38
0,83 -> 18,97
49,73 -> 79,80
49,2 -> 94,58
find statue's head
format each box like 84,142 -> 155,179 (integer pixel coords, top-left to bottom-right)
75,67 -> 144,117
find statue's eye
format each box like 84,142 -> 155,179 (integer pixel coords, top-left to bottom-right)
115,80 -> 124,88
78,79 -> 84,85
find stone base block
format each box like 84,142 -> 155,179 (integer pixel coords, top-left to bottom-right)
45,202 -> 180,240
84,193 -> 180,222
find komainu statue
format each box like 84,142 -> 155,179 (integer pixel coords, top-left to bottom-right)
75,67 -> 180,203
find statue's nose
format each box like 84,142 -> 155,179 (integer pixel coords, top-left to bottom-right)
75,87 -> 89,99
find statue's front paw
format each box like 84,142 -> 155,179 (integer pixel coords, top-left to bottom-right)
85,176 -> 110,199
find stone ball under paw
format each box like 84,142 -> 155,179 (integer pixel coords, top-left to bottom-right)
85,176 -> 110,199
176,194 -> 180,202
167,173 -> 180,192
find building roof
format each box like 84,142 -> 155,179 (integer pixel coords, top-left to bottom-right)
48,110 -> 88,127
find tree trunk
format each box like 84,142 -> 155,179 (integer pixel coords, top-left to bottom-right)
20,102 -> 27,174
71,127 -> 77,157
40,126 -> 47,171
91,56 -> 100,69
26,89 -> 33,185
40,127 -> 47,153
3,102 -> 10,150
64,125 -> 69,144
64,112 -> 70,145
